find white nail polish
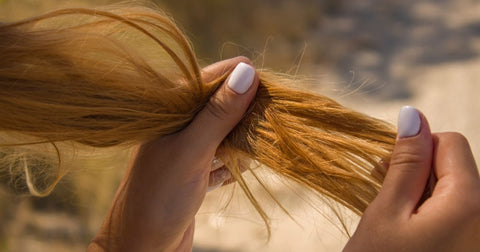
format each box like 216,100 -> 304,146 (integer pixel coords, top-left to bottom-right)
397,106 -> 421,138
211,156 -> 224,171
207,182 -> 224,192
227,62 -> 255,94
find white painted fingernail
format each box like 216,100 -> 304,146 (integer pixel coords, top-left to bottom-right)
397,106 -> 421,138
227,62 -> 255,94
211,157 -> 224,171
207,182 -> 224,192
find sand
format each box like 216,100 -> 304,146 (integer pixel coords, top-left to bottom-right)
0,0 -> 479,251
194,1 -> 480,249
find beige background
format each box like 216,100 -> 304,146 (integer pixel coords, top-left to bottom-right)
0,0 -> 479,251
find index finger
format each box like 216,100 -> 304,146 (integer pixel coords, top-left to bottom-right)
433,132 -> 479,183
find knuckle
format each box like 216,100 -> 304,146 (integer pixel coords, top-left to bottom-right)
205,95 -> 230,121
448,132 -> 469,146
439,132 -> 469,145
206,88 -> 248,121
389,150 -> 425,169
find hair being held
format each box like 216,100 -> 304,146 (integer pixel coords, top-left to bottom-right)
0,4 -> 396,233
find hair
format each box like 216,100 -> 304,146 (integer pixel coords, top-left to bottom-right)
0,4 -> 396,235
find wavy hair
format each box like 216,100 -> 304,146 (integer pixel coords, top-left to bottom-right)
0,4 -> 396,233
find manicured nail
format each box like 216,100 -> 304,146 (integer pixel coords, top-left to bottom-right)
227,62 -> 255,94
397,106 -> 421,138
207,182 -> 224,192
207,168 -> 231,193
211,156 -> 224,171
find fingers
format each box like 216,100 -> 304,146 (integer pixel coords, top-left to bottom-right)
208,158 -> 250,189
181,57 -> 259,153
433,132 -> 478,183
178,57 -> 258,192
207,157 -> 231,190
377,106 -> 434,215
207,166 -> 231,191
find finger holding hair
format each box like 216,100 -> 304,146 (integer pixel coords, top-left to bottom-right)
374,106 -> 434,217
90,57 -> 259,251
177,56 -> 259,190
181,57 -> 259,152
415,132 -> 480,217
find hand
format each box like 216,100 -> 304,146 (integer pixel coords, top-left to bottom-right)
87,56 -> 259,251
344,106 -> 480,251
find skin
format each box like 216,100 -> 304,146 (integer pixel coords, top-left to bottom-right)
88,56 -> 480,251
344,113 -> 480,251
87,56 -> 259,251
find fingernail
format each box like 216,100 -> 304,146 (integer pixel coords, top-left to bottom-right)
227,62 -> 255,94
207,181 -> 224,192
397,106 -> 421,138
207,168 -> 231,193
211,156 -> 224,171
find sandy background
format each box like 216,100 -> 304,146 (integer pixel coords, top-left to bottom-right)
0,0 -> 479,251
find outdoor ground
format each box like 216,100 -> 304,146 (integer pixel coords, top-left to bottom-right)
0,0 -> 479,251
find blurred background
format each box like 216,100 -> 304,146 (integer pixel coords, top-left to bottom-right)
0,0 -> 479,251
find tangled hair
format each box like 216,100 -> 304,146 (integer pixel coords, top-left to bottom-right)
0,4 -> 396,232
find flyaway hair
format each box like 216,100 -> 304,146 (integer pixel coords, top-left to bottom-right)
0,5 -> 396,233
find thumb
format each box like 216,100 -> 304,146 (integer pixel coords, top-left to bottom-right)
378,106 -> 434,215
182,60 -> 259,152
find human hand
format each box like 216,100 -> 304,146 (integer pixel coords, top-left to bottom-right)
87,56 -> 259,251
344,106 -> 480,251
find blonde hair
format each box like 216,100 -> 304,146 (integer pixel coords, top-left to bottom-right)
0,4 -> 396,234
